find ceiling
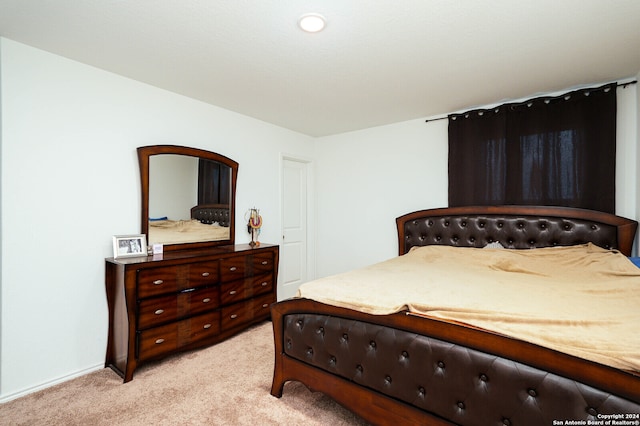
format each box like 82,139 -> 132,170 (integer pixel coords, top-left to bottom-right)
1,1 -> 639,137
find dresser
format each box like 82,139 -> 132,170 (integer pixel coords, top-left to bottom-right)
105,243 -> 278,382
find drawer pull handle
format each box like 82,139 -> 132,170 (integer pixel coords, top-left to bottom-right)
229,266 -> 237,272
155,338 -> 165,344
261,282 -> 268,287
203,323 -> 212,329
153,280 -> 164,285
229,290 -> 237,295
261,261 -> 268,265
202,272 -> 210,277
230,314 -> 238,319
202,298 -> 211,303
154,309 -> 164,315
262,303 -> 269,308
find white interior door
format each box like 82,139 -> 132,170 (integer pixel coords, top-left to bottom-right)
280,158 -> 309,300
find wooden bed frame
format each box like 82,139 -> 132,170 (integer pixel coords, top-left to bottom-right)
270,206 -> 640,426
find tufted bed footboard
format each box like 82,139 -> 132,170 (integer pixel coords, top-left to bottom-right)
270,206 -> 640,425
270,300 -> 640,426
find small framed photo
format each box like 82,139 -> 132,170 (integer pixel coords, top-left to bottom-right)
113,234 -> 147,258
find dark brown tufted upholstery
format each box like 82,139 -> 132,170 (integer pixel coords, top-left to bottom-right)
191,205 -> 230,226
401,214 -> 617,253
283,314 -> 640,426
397,206 -> 637,256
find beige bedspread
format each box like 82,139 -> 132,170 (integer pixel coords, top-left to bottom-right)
149,219 -> 229,244
296,243 -> 640,371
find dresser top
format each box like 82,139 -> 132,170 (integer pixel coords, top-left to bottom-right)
106,243 -> 278,266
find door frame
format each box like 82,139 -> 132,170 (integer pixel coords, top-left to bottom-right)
279,153 -> 316,298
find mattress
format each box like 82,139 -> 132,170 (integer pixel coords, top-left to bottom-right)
296,243 -> 640,371
148,219 -> 229,244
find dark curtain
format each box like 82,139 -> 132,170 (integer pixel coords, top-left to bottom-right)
198,159 -> 231,205
448,83 -> 617,213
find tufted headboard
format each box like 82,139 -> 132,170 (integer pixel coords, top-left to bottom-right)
191,204 -> 230,227
397,205 -> 637,257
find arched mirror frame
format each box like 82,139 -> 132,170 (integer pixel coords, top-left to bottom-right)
138,145 -> 238,251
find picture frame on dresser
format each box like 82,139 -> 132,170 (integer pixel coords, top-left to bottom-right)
112,234 -> 147,258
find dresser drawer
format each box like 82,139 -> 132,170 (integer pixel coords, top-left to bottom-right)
137,286 -> 220,330
137,261 -> 219,298
252,252 -> 275,275
181,311 -> 221,346
219,274 -> 273,305
220,293 -> 274,330
137,311 -> 221,361
252,273 -> 273,296
219,256 -> 246,282
219,280 -> 247,306
138,321 -> 179,361
137,265 -> 181,298
182,286 -> 220,316
251,293 -> 274,318
187,261 -> 220,286
138,294 -> 178,330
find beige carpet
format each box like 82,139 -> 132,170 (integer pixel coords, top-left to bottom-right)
0,321 -> 369,425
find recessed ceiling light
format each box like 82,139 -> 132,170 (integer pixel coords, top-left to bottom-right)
298,13 -> 326,33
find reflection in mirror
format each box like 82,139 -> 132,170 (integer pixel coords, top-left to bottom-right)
149,154 -> 198,222
138,145 -> 238,251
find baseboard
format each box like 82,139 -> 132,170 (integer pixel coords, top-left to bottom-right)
0,363 -> 104,403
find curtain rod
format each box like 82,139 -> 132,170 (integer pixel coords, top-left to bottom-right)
424,80 -> 637,124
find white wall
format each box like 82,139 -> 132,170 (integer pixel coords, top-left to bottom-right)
314,83 -> 639,278
0,38 -> 314,401
314,118 -> 449,277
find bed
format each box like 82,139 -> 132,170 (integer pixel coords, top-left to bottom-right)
147,204 -> 230,244
270,205 -> 640,426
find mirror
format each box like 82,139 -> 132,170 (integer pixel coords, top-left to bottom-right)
138,145 -> 238,251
